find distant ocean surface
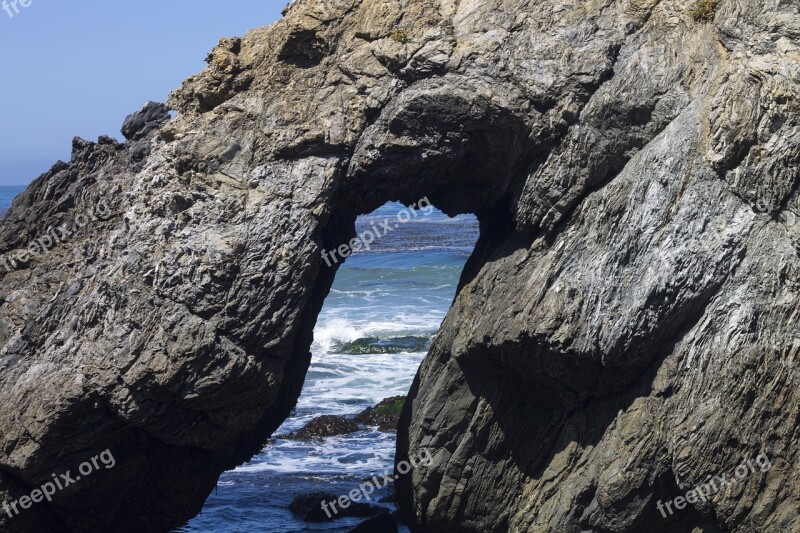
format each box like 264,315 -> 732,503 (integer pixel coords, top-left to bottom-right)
0,188 -> 479,531
0,186 -> 25,217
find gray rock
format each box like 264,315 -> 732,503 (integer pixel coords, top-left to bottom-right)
0,0 -> 798,532
120,101 -> 170,141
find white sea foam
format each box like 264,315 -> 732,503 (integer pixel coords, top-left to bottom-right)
297,350 -> 426,414
312,317 -> 365,354
235,430 -> 397,476
232,284 -> 445,481
311,315 -> 442,354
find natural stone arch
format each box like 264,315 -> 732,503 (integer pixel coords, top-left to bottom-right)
0,1 -> 798,532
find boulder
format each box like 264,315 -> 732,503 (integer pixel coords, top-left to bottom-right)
355,397 -> 405,432
289,492 -> 387,523
120,101 -> 170,141
287,415 -> 360,440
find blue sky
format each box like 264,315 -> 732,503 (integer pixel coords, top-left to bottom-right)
0,1 -> 285,186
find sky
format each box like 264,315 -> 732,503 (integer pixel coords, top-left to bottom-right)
0,1 -> 286,186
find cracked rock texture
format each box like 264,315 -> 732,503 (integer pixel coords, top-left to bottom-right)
0,0 -> 798,531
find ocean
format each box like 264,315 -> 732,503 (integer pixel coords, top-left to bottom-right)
0,189 -> 479,532
0,186 -> 25,218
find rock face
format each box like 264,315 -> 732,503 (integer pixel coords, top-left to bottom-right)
0,0 -> 798,532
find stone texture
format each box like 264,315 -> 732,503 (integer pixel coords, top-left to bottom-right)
121,101 -> 171,141
287,415 -> 360,440
0,0 -> 797,532
355,396 -> 406,432
285,396 -> 406,439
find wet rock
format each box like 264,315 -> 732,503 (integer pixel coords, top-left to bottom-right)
288,415 -> 360,440
289,492 -> 340,522
355,397 -> 405,432
286,397 -> 406,439
338,336 -> 431,355
289,492 -> 387,522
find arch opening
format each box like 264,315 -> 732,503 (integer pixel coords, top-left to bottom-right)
183,200 -> 479,531
182,80 -> 538,532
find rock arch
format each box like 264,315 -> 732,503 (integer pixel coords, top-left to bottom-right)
1,1 -> 799,532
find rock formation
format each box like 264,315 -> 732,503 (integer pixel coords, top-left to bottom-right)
286,414 -> 361,440
356,396 -> 405,432
289,491 -> 388,523
0,0 -> 798,532
284,396 -> 406,439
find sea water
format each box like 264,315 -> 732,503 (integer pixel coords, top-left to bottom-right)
0,189 -> 479,532
0,186 -> 25,217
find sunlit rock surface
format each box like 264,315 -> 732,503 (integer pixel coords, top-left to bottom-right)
0,0 -> 798,531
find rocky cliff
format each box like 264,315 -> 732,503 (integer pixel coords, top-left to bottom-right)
1,0 -> 798,531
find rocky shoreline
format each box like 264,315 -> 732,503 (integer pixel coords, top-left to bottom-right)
1,0 -> 799,532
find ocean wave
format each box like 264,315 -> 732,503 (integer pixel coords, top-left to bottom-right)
296,350 -> 426,415
336,335 -> 433,355
312,317 -> 441,354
